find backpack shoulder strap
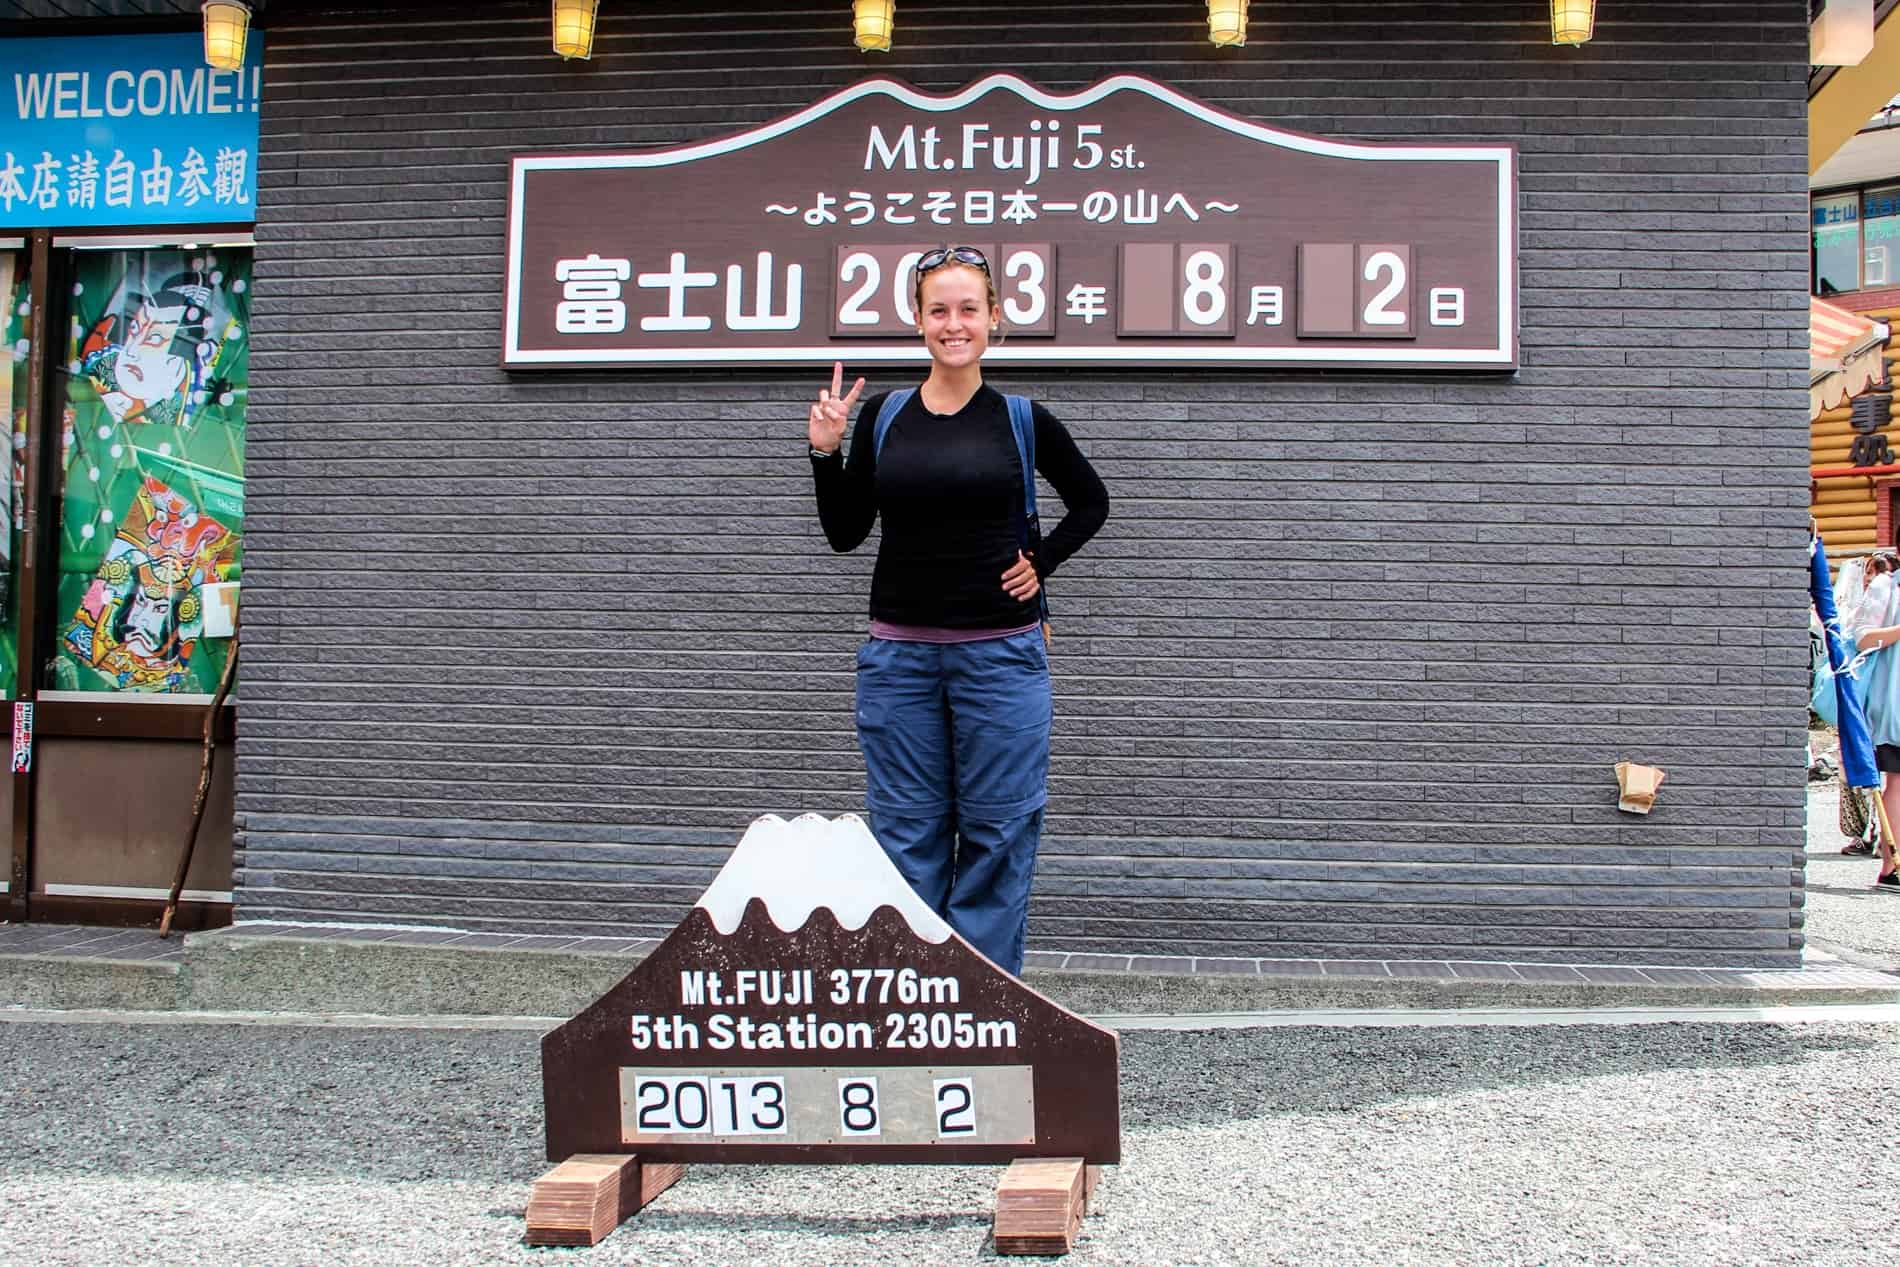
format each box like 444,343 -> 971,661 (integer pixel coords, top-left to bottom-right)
1005,394 -> 1036,521
872,388 -> 915,459
1005,394 -> 1050,626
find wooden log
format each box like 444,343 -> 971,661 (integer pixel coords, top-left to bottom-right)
524,1153 -> 685,1248
994,1157 -> 1087,1256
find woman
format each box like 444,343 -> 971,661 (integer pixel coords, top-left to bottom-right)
1853,550 -> 1900,887
1829,551 -> 1893,855
806,246 -> 1109,973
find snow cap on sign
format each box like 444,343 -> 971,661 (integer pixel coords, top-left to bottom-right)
694,812 -> 953,942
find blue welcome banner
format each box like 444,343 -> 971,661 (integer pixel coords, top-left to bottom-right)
1,32 -> 262,229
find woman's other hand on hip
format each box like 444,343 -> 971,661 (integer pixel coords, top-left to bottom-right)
1001,551 -> 1040,601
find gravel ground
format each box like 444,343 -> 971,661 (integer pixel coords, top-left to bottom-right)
1803,733 -> 1900,969
1,1018 -> 1896,1266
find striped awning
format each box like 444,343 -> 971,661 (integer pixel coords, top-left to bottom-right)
1813,296 -> 1891,419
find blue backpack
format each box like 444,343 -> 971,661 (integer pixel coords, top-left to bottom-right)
872,388 -> 1048,627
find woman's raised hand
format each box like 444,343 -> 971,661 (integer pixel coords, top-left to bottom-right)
809,361 -> 865,455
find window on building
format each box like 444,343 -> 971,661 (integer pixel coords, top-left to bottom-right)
1816,192 -> 1863,294
1865,186 -> 1900,288
50,247 -> 247,695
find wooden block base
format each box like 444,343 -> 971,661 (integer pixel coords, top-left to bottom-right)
994,1157 -> 1088,1256
635,1158 -> 687,1207
524,1153 -> 686,1247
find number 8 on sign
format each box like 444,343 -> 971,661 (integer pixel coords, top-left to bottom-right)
838,1077 -> 881,1136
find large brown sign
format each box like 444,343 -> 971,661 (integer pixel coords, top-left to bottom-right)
504,73 -> 1516,371
542,814 -> 1120,1166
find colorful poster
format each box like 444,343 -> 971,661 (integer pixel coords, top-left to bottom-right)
11,701 -> 30,772
0,250 -> 24,701
0,33 -> 261,229
0,254 -> 14,583
54,248 -> 246,694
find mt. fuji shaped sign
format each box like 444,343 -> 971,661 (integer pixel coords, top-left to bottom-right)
504,73 -> 1516,371
541,813 -> 1121,1166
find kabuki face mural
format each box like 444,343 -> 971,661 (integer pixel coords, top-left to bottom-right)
64,476 -> 236,692
55,248 -> 247,694
80,269 -> 233,431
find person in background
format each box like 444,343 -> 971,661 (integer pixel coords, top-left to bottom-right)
1828,552 -> 1894,853
1852,551 -> 1900,885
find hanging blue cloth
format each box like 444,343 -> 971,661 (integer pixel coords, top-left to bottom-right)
1812,535 -> 1880,789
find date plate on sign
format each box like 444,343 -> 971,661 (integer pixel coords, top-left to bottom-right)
621,1064 -> 1034,1148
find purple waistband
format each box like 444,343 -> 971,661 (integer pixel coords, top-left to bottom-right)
869,619 -> 1041,645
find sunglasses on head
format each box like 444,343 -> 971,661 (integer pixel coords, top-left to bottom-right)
916,245 -> 990,275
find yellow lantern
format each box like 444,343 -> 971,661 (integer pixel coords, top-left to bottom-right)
200,1 -> 251,72
553,0 -> 601,61
1207,0 -> 1247,48
854,0 -> 895,53
1812,0 -> 1876,66
1550,0 -> 1596,46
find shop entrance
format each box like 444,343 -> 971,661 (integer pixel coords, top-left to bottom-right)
3,231 -> 249,930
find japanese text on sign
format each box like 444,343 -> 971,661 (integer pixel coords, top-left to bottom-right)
505,73 -> 1515,370
2,33 -> 262,228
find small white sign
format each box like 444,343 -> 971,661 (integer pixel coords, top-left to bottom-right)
200,581 -> 238,638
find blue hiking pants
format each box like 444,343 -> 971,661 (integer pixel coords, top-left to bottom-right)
855,630 -> 1052,974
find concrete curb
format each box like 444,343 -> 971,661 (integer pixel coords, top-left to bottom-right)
0,954 -> 183,1011
183,932 -> 630,1017
5,928 -> 1893,1019
1022,967 -> 1900,1015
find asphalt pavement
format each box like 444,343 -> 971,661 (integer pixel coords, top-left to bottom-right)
1804,747 -> 1900,970
1,1013 -> 1894,1266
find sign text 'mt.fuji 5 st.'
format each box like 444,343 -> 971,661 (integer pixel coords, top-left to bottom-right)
505,73 -> 1517,372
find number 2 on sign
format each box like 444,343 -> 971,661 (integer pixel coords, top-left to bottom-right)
933,1078 -> 976,1136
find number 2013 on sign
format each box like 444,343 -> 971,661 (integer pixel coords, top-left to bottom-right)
831,243 -> 1056,337
620,1065 -> 1034,1146
631,1074 -> 790,1136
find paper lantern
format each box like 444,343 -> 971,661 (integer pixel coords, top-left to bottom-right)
201,1 -> 250,71
854,0 -> 895,52
553,0 -> 601,61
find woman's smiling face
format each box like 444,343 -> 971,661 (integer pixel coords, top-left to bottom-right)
917,263 -> 998,369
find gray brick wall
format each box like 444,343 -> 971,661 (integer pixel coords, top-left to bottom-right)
237,1 -> 1815,965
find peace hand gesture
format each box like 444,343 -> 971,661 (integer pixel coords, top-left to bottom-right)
808,361 -> 866,455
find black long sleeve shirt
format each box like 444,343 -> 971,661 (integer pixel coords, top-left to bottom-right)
811,384 -> 1109,629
